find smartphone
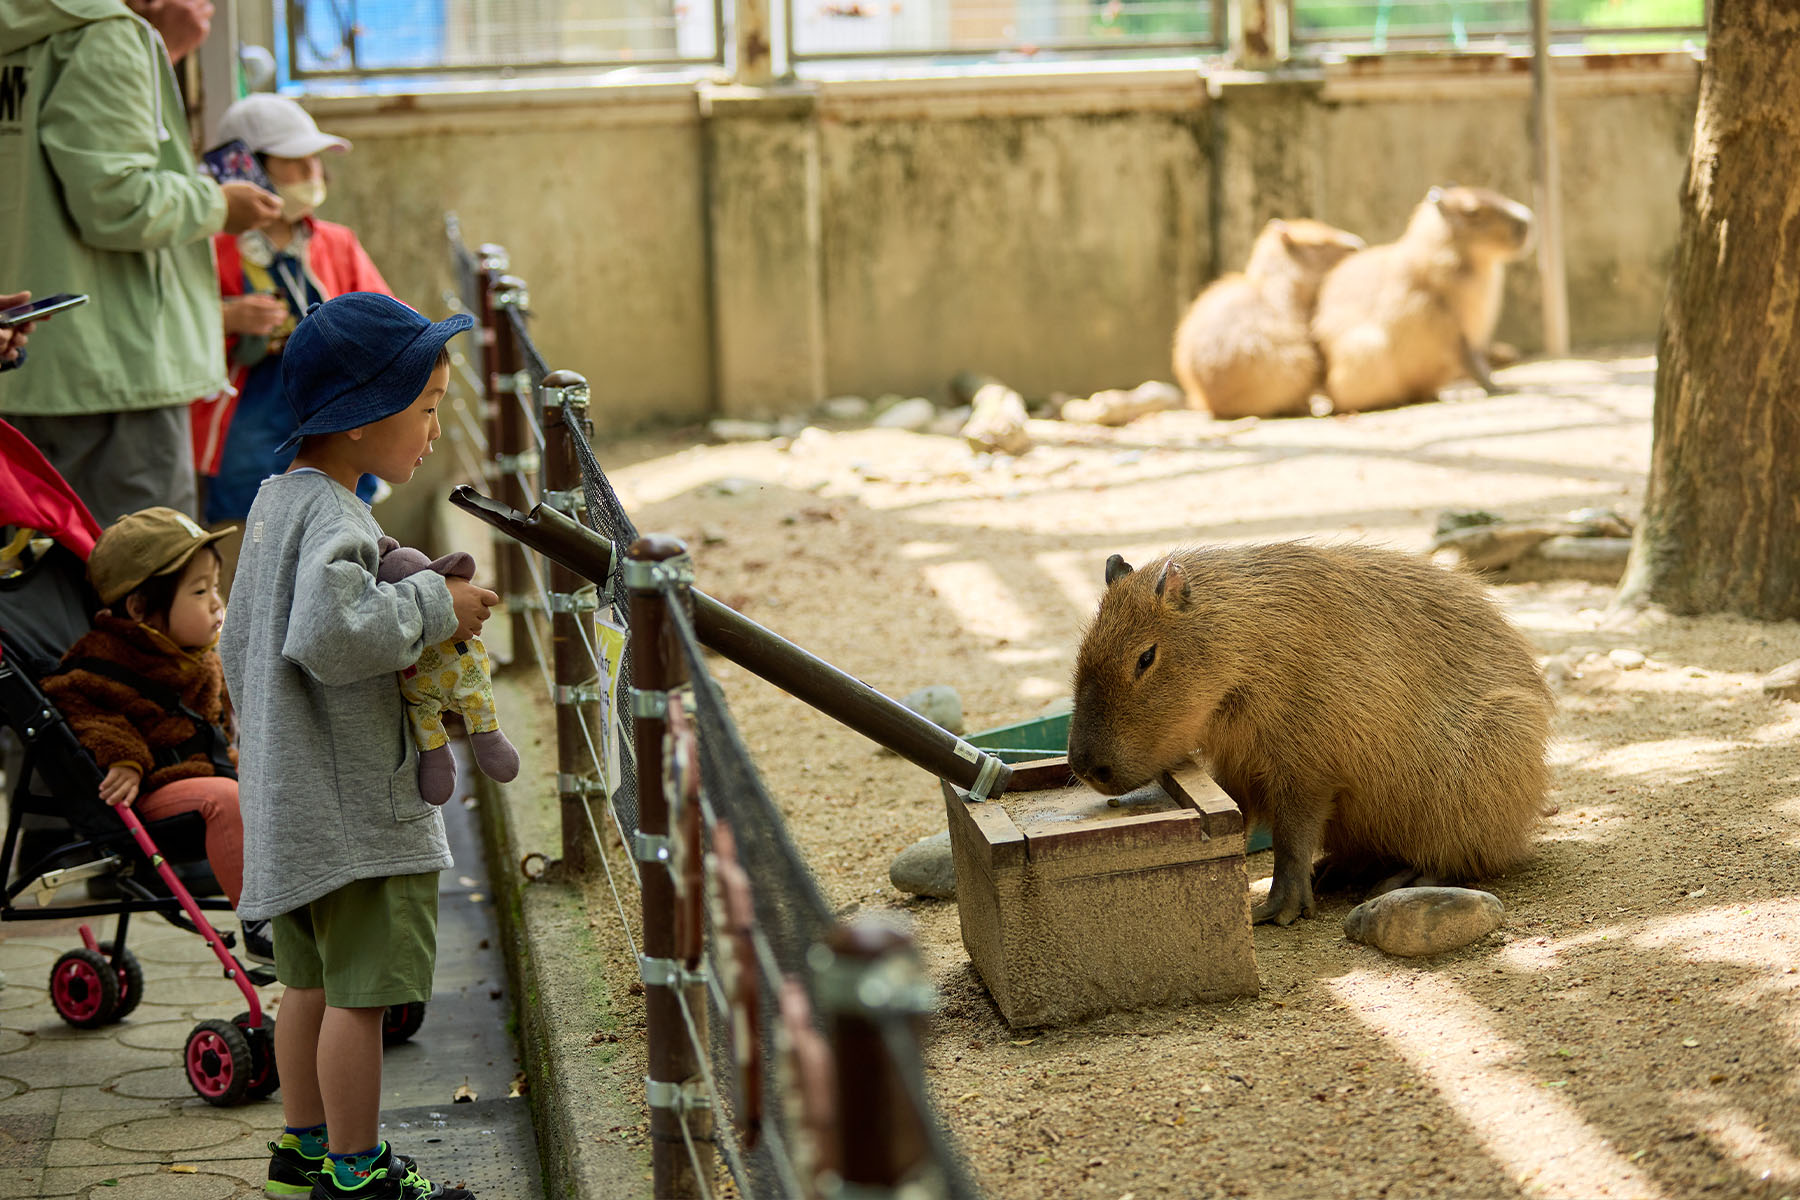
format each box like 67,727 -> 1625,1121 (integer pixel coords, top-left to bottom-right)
0,293 -> 88,328
200,139 -> 275,193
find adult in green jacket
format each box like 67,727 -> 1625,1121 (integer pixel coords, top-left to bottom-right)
0,0 -> 281,524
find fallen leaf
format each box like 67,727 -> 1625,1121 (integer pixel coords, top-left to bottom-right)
458,875 -> 478,888
468,892 -> 485,903
1681,1038 -> 1699,1048
1010,1039 -> 1037,1047
453,1083 -> 477,1103
508,1071 -> 529,1098
1710,1073 -> 1727,1084
956,1091 -> 980,1103
1687,886 -> 1708,899
169,1165 -> 197,1174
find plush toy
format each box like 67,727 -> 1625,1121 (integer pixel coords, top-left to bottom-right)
376,536 -> 520,805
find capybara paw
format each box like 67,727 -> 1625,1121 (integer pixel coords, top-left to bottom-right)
1252,892 -> 1314,926
471,730 -> 521,783
419,745 -> 457,806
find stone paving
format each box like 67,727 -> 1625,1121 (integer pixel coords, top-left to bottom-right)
0,775 -> 542,1200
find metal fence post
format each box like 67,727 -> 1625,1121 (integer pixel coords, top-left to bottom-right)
813,918 -> 935,1192
735,0 -> 774,84
486,271 -> 538,672
541,370 -> 597,874
1228,0 -> 1289,65
627,535 -> 716,1198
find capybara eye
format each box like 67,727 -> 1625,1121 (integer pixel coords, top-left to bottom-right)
1136,645 -> 1157,676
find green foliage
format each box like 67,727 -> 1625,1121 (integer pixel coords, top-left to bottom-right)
1089,0 -> 1704,43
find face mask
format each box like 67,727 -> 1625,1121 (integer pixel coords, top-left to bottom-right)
277,178 -> 327,221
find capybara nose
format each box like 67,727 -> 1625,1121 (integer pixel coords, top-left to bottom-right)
1088,763 -> 1113,785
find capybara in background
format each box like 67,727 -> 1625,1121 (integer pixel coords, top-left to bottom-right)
1172,218 -> 1366,419
1067,542 -> 1553,926
1312,185 -> 1534,413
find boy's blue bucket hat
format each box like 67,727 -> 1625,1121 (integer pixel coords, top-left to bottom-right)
278,292 -> 473,456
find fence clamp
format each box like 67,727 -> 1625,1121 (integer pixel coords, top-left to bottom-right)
503,369 -> 534,398
556,772 -> 608,798
810,944 -> 939,1020
554,682 -> 604,706
644,1076 -> 712,1115
492,449 -> 541,477
491,277 -> 529,310
541,488 -> 587,516
638,954 -> 707,990
548,587 -> 600,615
632,831 -> 671,865
631,686 -> 668,720
622,554 -> 695,592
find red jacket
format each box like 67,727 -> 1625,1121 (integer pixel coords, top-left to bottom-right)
191,218 -> 391,475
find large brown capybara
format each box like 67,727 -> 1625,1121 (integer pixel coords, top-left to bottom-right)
1067,542 -> 1553,926
1172,217 -> 1365,419
1312,185 -> 1534,413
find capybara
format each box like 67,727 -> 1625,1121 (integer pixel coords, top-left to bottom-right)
1172,218 -> 1366,419
1312,185 -> 1534,413
1066,542 -> 1553,926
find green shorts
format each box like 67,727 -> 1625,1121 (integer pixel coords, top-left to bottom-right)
270,873 -> 439,1009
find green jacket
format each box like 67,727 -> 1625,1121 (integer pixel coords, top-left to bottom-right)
0,0 -> 227,416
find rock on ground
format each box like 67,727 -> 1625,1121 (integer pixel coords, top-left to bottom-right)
962,383 -> 1032,455
875,397 -> 938,432
1764,658 -> 1800,700
890,830 -> 956,899
1343,886 -> 1505,957
1060,380 -> 1184,426
902,685 -> 965,734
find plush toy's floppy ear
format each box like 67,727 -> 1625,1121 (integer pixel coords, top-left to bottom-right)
377,536 -> 400,556
428,551 -> 477,581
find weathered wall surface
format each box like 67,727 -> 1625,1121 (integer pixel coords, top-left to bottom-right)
307,55 -> 1698,429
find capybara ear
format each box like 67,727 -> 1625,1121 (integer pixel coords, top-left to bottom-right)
1105,554 -> 1133,586
1154,560 -> 1190,609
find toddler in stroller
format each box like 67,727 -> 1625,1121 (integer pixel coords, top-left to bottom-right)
0,422 -> 428,1108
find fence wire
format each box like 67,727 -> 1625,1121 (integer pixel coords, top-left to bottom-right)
447,220 -> 982,1198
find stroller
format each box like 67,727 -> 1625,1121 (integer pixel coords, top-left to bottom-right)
0,422 -> 422,1107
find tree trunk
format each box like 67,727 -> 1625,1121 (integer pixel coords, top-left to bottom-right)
1616,2 -> 1800,620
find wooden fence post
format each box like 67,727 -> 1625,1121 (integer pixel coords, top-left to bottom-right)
541,370 -> 597,874
628,535 -> 716,1197
814,918 -> 935,1191
487,271 -> 537,672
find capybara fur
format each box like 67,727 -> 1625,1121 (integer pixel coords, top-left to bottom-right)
1313,185 -> 1534,413
1173,218 -> 1366,419
1067,542 -> 1553,926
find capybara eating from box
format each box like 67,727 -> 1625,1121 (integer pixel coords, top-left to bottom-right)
1067,542 -> 1553,925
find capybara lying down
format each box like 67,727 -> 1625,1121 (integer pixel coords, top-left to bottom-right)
1067,542 -> 1553,925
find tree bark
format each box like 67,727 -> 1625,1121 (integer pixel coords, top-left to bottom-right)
1616,2 -> 1800,620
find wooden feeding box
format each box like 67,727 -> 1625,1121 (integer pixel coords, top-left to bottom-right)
943,755 -> 1260,1028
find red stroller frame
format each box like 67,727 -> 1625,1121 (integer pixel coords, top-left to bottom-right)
0,419 -> 275,1105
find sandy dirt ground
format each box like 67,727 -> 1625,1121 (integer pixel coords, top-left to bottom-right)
559,352 -> 1800,1200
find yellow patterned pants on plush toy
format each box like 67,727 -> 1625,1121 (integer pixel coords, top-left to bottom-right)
400,636 -> 501,752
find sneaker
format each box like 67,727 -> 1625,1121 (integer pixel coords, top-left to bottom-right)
266,1138 -> 324,1196
306,1145 -> 474,1200
241,918 -> 276,965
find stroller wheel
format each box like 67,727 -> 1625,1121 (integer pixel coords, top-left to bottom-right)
98,941 -> 145,1022
185,1019 -> 253,1106
382,1001 -> 426,1046
49,948 -> 122,1028
231,1011 -> 281,1101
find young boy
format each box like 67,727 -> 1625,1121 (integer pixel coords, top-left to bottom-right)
220,292 -> 496,1200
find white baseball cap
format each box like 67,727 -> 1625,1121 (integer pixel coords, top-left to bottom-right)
216,94 -> 350,158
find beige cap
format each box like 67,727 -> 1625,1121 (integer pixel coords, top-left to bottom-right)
88,508 -> 233,607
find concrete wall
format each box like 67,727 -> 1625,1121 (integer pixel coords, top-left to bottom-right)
305,53 -> 1698,430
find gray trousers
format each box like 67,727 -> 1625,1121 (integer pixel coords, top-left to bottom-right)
8,406 -> 197,527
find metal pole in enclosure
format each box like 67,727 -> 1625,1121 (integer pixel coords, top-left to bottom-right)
1227,0 -> 1289,66
1530,0 -> 1571,356
487,273 -> 538,671
735,0 -> 774,84
813,919 -> 935,1189
628,536 -> 715,1197
445,488 -> 1012,800
542,371 -> 597,874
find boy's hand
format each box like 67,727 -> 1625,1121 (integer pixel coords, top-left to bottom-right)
448,577 -> 499,642
99,764 -> 142,808
221,181 -> 283,234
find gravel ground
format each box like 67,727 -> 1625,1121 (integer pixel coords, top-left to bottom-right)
573,352 -> 1800,1200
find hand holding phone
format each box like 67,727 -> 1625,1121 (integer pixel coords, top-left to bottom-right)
0,292 -> 88,328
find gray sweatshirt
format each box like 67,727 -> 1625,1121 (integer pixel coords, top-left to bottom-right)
220,471 -> 458,921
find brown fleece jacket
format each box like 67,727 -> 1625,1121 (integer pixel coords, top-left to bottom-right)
43,614 -> 236,792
